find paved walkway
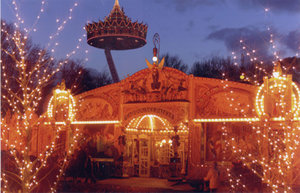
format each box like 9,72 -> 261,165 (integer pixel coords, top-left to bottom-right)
59,177 -> 300,193
99,177 -> 194,191
58,177 -> 198,192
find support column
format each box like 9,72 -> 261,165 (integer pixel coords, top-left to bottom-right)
104,48 -> 120,83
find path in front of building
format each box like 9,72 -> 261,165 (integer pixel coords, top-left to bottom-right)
58,177 -> 202,192
58,177 -> 300,193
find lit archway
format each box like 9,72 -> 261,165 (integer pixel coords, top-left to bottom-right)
47,89 -> 76,121
123,114 -> 189,178
125,114 -> 173,134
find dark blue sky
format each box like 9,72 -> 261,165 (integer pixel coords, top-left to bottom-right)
2,0 -> 300,78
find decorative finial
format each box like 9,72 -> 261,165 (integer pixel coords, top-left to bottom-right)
273,61 -> 282,78
145,33 -> 164,69
114,0 -> 120,7
152,33 -> 160,63
60,79 -> 66,90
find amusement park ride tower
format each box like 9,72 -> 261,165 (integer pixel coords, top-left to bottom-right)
85,0 -> 148,83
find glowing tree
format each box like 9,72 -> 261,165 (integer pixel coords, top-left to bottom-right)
212,5 -> 300,191
1,1 -> 84,192
224,63 -> 300,193
222,32 -> 300,192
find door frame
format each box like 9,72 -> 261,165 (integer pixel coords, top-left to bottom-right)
139,135 -> 150,177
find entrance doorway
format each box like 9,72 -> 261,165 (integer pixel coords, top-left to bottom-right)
139,137 -> 150,177
124,115 -> 189,178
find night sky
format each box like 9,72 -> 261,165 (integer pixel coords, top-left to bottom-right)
2,0 -> 300,79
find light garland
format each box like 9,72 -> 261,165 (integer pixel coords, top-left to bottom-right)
47,88 -> 76,121
125,114 -> 188,134
194,117 -> 300,123
194,118 -> 260,123
226,43 -> 299,193
216,13 -> 300,191
71,120 -> 119,124
255,74 -> 300,119
0,1 -> 91,192
44,120 -> 120,125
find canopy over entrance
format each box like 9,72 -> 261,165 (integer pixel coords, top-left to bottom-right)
125,114 -> 188,135
123,114 -> 188,177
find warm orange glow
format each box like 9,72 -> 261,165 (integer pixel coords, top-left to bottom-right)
47,89 -> 76,121
193,118 -> 260,122
255,73 -> 300,118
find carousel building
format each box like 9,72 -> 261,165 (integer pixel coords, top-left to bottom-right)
25,54 -> 299,182
2,45 -> 300,185
43,57 -> 256,177
2,0 -> 300,187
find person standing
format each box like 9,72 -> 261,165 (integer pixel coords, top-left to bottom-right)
84,152 -> 96,183
204,162 -> 220,192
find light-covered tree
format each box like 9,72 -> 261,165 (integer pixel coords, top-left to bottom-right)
1,17 -> 82,193
221,59 -> 300,192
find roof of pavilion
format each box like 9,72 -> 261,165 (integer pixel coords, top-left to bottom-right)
75,66 -> 256,100
73,66 -> 258,122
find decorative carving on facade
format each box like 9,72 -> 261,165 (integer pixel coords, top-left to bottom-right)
101,89 -> 120,117
205,123 -> 257,162
122,67 -> 188,103
196,85 -> 254,117
124,107 -> 175,122
77,97 -> 117,121
123,102 -> 189,125
76,86 -> 120,121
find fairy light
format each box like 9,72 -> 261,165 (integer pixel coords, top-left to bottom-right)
73,120 -> 120,124
218,64 -> 299,192
219,6 -> 300,191
27,1 -> 46,34
49,126 -> 83,192
125,115 -> 189,136
0,1 -> 92,192
255,71 -> 300,118
232,39 -> 269,86
126,114 -> 169,131
210,28 -> 299,192
194,118 -> 260,123
47,88 -> 76,121
2,1 -> 299,192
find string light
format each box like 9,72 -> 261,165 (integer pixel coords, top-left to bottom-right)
223,58 -> 300,192
44,120 -> 120,125
204,19 -> 299,191
1,1 -> 89,192
194,118 -> 260,123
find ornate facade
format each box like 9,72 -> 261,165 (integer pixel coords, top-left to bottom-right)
3,60 -> 299,184
48,62 -> 260,178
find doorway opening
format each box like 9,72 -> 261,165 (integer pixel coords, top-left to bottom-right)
124,114 -> 188,178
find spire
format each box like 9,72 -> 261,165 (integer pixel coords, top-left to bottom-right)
273,61 -> 282,78
274,61 -> 282,71
114,0 -> 120,8
110,0 -> 123,16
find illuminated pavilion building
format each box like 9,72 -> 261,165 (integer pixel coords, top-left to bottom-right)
2,1 -> 300,190
10,51 -> 296,185
2,47 -> 300,190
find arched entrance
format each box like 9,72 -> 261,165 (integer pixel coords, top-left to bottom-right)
124,114 -> 188,178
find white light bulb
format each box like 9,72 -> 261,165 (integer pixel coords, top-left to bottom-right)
273,72 -> 279,78
152,56 -> 158,62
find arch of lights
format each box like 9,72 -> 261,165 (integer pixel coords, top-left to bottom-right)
45,89 -> 117,153
255,76 -> 300,118
46,88 -> 119,125
47,89 -> 76,121
194,66 -> 300,123
125,114 -> 188,134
